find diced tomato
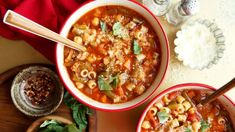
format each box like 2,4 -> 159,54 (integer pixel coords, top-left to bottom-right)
187,113 -> 199,122
168,91 -> 178,100
187,90 -> 196,98
115,87 -> 124,96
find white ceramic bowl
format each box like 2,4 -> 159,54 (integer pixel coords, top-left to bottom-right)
137,83 -> 235,131
56,0 -> 169,111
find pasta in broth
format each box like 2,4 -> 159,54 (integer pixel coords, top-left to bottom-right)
64,6 -> 161,104
141,90 -> 234,132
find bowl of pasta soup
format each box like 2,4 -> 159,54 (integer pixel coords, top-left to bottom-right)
137,83 -> 235,131
56,0 -> 169,111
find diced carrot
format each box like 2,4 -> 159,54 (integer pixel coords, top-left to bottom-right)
141,129 -> 148,132
115,87 -> 124,96
124,59 -> 131,70
94,93 -> 100,100
168,91 -> 178,100
147,111 -> 158,127
100,95 -> 107,103
93,87 -> 99,93
187,113 -> 198,122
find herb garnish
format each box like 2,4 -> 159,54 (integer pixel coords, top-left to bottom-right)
112,22 -> 129,39
98,76 -> 112,90
133,39 -> 141,54
98,75 -> 119,91
100,21 -> 106,32
200,120 -> 210,132
185,127 -> 192,132
157,111 -> 170,124
64,91 -> 92,132
39,120 -> 79,132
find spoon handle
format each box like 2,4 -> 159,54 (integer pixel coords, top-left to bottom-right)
200,78 -> 235,105
3,10 -> 86,52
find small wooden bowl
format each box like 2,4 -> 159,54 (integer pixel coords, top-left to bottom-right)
26,115 -> 73,132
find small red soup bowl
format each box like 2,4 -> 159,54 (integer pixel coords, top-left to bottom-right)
56,0 -> 169,111
137,83 -> 235,131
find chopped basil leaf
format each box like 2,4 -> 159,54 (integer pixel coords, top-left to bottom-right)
64,92 -> 92,132
65,124 -> 80,132
112,22 -> 129,39
40,120 -> 59,128
185,127 -> 192,132
43,124 -> 64,132
157,111 -> 170,124
200,120 -> 210,132
39,120 -> 65,132
133,39 -> 141,54
111,76 -> 118,88
113,22 -> 122,36
98,76 -> 112,90
100,21 -> 106,32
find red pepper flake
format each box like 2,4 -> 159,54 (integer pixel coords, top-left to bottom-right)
24,72 -> 56,105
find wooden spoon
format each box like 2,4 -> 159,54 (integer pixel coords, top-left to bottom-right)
182,78 -> 235,120
3,10 -> 86,52
199,77 -> 235,106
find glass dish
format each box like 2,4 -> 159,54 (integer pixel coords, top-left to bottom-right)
174,19 -> 225,70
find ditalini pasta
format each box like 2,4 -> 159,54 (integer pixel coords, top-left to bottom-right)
64,6 -> 161,104
140,90 -> 234,132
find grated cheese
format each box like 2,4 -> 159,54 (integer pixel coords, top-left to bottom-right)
175,23 -> 217,69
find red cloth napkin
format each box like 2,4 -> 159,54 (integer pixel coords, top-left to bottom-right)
0,0 -> 85,63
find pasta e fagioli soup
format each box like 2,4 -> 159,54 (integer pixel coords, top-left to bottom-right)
63,5 -> 161,104
137,84 -> 235,132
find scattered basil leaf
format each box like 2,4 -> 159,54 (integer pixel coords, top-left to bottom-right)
157,111 -> 169,124
40,120 -> 59,128
65,124 -> 80,132
111,76 -> 119,88
64,91 -> 92,132
113,22 -> 122,36
46,124 -> 64,132
39,120 -> 65,132
200,120 -> 210,132
100,21 -> 106,32
112,22 -> 129,39
133,39 -> 141,54
98,76 -> 113,90
185,127 -> 192,132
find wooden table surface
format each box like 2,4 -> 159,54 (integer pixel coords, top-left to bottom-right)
0,0 -> 235,132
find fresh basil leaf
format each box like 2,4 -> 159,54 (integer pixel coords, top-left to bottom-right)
46,124 -> 64,132
112,22 -> 129,39
185,127 -> 192,132
200,120 -> 210,132
110,76 -> 119,88
113,22 -> 122,36
157,111 -> 169,124
64,91 -> 93,132
98,76 -> 112,90
100,21 -> 106,32
40,120 -> 59,128
133,39 -> 141,54
65,124 -> 80,132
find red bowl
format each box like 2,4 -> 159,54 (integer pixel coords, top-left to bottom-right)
137,83 -> 235,131
56,0 -> 169,111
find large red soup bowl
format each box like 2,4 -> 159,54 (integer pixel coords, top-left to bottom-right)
137,83 -> 235,131
56,0 -> 169,111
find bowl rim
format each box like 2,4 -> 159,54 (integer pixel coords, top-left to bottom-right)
55,0 -> 170,112
136,83 -> 235,132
